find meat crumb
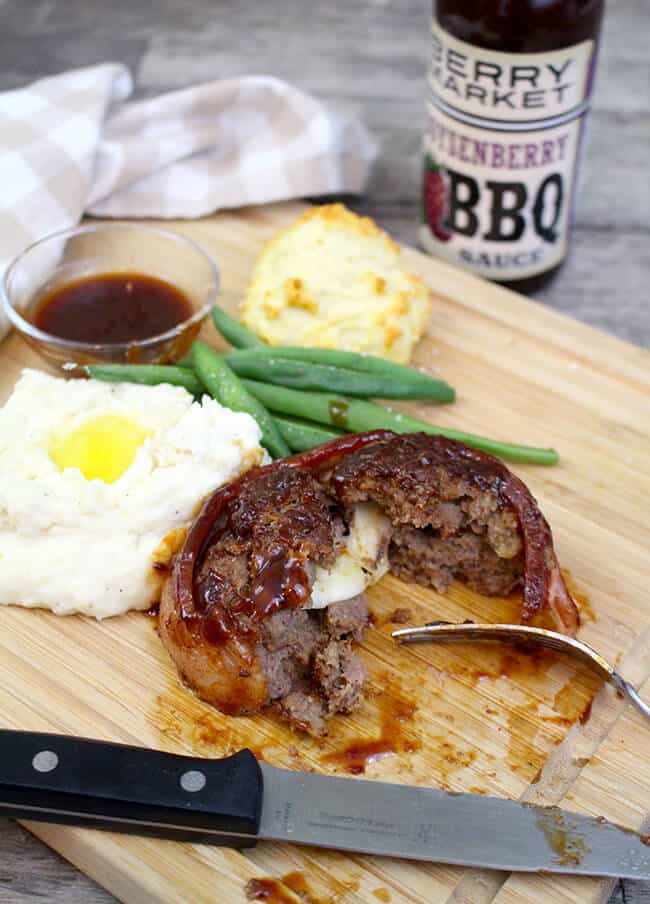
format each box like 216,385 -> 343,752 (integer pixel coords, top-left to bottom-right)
390,607 -> 412,624
244,879 -> 267,900
288,744 -> 300,758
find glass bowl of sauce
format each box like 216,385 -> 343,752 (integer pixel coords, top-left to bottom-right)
2,223 -> 219,369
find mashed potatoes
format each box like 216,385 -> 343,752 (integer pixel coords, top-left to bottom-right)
0,370 -> 264,618
242,204 -> 431,364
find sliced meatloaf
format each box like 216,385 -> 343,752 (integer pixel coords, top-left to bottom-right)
160,465 -> 369,735
159,431 -> 578,736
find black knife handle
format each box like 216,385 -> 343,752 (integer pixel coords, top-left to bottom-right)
0,730 -> 262,847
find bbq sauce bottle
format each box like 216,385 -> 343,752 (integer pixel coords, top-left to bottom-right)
420,0 -> 605,293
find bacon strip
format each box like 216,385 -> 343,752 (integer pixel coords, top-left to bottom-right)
499,471 -> 578,634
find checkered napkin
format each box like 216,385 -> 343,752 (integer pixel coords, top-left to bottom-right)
0,62 -> 377,338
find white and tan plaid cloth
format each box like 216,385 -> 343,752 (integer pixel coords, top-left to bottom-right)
0,62 -> 377,338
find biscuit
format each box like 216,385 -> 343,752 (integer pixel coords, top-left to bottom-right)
242,204 -> 431,363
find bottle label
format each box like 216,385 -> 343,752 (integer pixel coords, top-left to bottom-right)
420,21 -> 596,281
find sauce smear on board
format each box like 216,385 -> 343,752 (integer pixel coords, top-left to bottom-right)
245,870 -> 360,903
31,273 -> 193,344
322,679 -> 420,774
245,871 -> 318,903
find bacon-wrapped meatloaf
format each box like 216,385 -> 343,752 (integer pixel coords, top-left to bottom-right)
160,432 -> 578,734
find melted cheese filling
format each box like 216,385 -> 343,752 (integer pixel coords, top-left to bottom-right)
310,502 -> 391,608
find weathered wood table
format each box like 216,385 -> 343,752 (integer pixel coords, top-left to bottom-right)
0,1 -> 648,902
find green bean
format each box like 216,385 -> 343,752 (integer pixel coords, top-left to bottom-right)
224,354 -> 454,401
273,415 -> 344,452
175,354 -> 195,369
227,346 -> 453,396
192,342 -> 290,459
242,380 -> 559,465
86,364 -> 204,396
210,304 -> 266,349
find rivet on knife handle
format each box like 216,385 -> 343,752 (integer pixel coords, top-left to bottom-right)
0,730 -> 262,846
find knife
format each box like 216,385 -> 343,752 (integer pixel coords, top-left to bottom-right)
2,730 -> 649,879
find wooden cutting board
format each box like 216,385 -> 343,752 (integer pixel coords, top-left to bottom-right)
1,201 -> 649,904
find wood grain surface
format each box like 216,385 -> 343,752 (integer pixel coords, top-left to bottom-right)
0,203 -> 650,904
0,1 -> 648,902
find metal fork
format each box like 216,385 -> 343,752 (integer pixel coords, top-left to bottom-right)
392,621 -> 650,723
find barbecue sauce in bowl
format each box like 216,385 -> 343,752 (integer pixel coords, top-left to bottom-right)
32,273 -> 193,345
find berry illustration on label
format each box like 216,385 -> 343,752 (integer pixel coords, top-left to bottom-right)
422,153 -> 452,243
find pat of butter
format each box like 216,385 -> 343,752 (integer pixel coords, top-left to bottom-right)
49,413 -> 149,484
310,502 -> 391,609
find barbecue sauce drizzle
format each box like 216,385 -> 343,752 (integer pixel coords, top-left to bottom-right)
175,431 -> 394,647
